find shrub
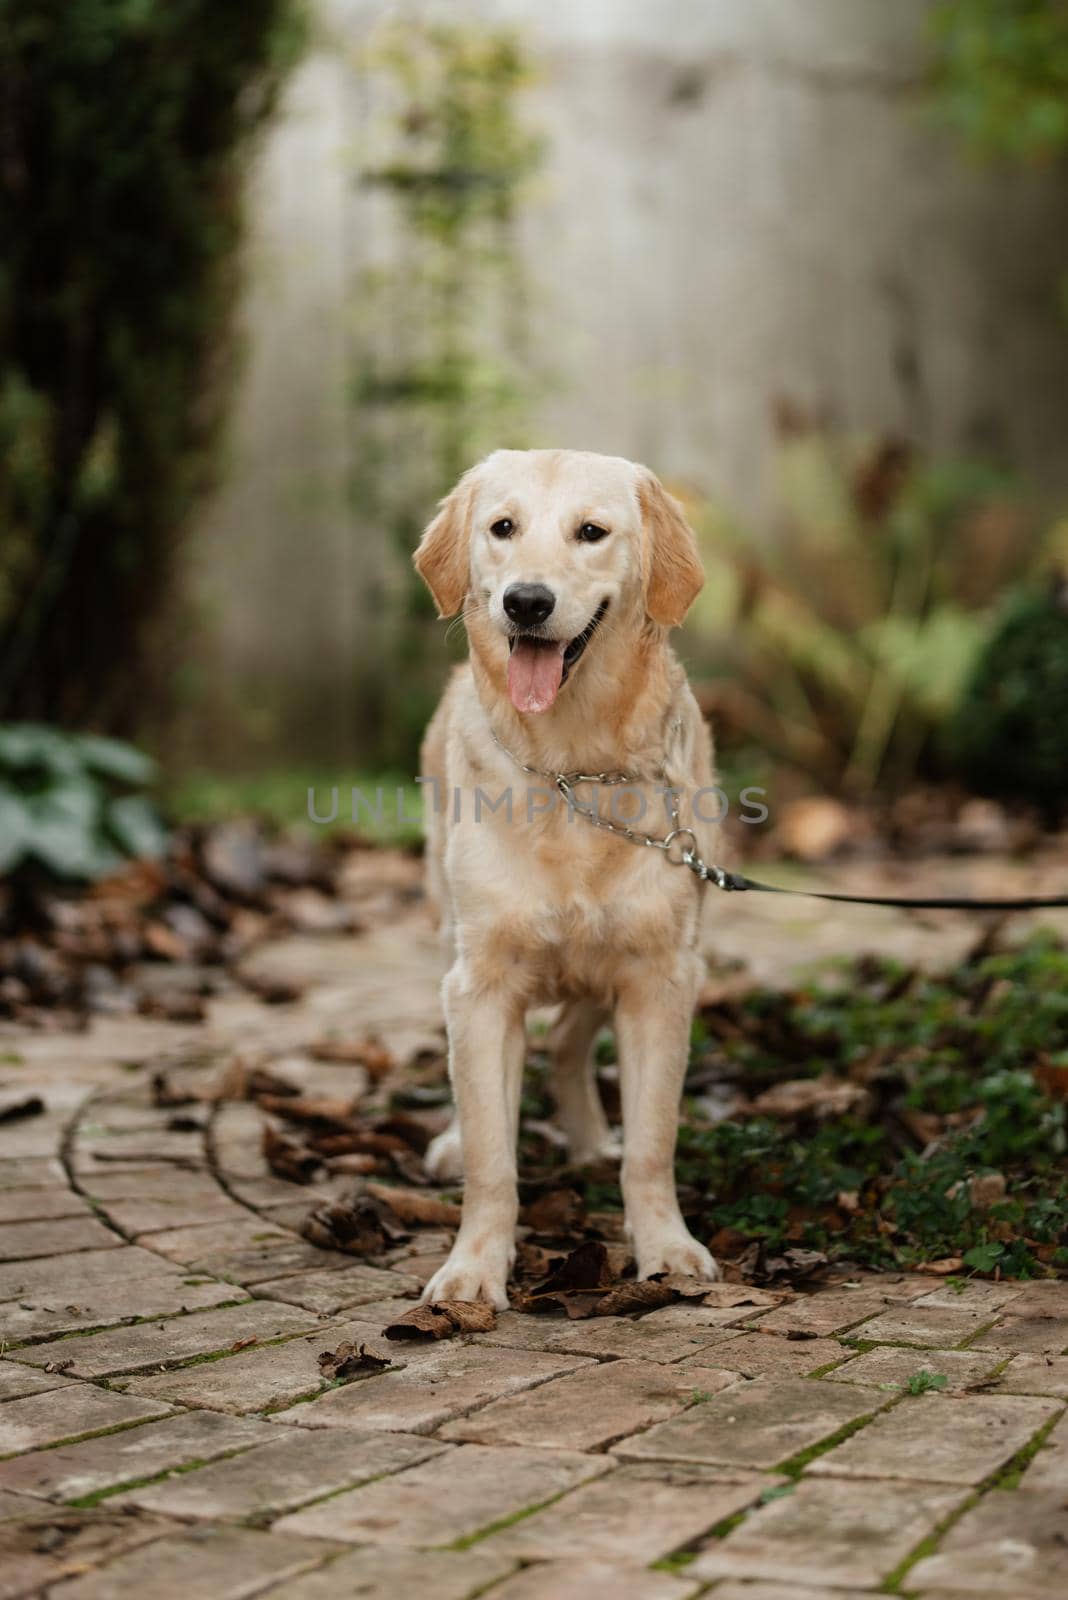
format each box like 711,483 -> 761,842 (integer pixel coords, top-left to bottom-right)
691,417 -> 1050,796
948,581 -> 1068,821
0,0 -> 305,732
0,723 -> 167,880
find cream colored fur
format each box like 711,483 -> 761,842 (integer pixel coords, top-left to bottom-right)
413,448 -> 718,1306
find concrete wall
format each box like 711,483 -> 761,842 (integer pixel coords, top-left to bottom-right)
182,0 -> 1068,767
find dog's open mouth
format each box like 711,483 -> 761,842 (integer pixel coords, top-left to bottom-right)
506,599 -> 609,715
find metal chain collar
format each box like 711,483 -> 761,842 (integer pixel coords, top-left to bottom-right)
488,727 -> 737,889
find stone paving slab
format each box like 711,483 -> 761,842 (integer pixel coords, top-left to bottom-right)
679,1332 -> 853,1378
753,1292 -> 887,1339
113,1317 -> 393,1414
0,1363 -> 78,1402
970,1315 -> 1068,1356
842,1303 -> 996,1347
10,1299 -> 321,1380
536,1316 -> 755,1365
487,1461 -> 776,1564
0,1491 -> 36,1520
118,1426 -> 444,1521
0,1246 -> 239,1340
824,1346 -> 1003,1393
615,1376 -> 885,1469
44,1523 -> 344,1600
102,1192 -> 251,1234
0,1216 -> 121,1262
250,1263 -> 420,1313
482,1557 -> 702,1600
0,1158 -> 66,1191
0,1187 -> 91,1223
909,1487 -> 1068,1595
690,1477 -> 967,1588
181,1237 -> 356,1286
274,1441 -> 608,1547
809,1392 -> 1062,1484
141,1218 -> 296,1266
274,1343 -> 592,1436
261,1546 -> 518,1600
442,1358 -> 741,1452
0,1386 -> 171,1457
0,1505 -> 177,1600
992,1354 -> 1068,1398
913,1281 -> 1026,1314
1019,1409 -> 1068,1492
0,1411 -> 276,1504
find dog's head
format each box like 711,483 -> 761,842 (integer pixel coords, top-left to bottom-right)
414,449 -> 703,714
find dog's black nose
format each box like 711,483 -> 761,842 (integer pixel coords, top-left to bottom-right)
503,583 -> 556,626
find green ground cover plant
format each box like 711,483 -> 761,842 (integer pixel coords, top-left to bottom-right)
673,932 -> 1068,1276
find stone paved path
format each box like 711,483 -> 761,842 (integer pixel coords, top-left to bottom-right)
2,871 -> 1068,1598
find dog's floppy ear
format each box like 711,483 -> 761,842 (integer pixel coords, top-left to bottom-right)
414,469 -> 477,618
639,469 -> 704,627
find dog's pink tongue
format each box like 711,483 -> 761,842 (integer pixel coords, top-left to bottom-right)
507,640 -> 565,714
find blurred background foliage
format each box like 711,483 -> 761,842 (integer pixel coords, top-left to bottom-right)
1,0 -> 1068,868
0,0 -> 306,734
691,417 -> 1066,799
931,0 -> 1068,160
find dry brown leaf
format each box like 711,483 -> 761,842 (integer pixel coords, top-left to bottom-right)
364,1184 -> 461,1227
262,1125 -> 320,1184
318,1340 -> 392,1379
383,1300 -> 496,1341
520,1188 -> 586,1235
257,1093 -> 360,1127
750,1075 -> 869,1120
915,1256 -> 966,1275
323,1153 -> 381,1176
311,1036 -> 395,1078
593,1279 -> 675,1317
302,1194 -> 409,1255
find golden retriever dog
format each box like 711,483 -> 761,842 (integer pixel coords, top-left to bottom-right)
413,448 -> 718,1306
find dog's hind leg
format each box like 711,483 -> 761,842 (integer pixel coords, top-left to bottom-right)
549,999 -> 618,1166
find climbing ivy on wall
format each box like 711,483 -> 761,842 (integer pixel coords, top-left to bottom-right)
349,21 -> 543,764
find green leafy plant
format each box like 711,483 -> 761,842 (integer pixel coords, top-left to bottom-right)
0,1 -> 306,733
0,724 -> 167,880
930,0 -> 1068,162
948,582 -> 1068,822
692,420 -> 1051,795
905,1371 -> 949,1395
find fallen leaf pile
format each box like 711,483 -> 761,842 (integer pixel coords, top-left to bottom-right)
0,823 -> 423,1029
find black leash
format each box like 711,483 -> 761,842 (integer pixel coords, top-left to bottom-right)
700,866 -> 1068,914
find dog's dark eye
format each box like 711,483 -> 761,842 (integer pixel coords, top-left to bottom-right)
577,522 -> 609,543
490,518 -> 515,539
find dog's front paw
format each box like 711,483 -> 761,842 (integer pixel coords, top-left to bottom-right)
424,1123 -> 464,1181
421,1237 -> 513,1309
635,1227 -> 720,1283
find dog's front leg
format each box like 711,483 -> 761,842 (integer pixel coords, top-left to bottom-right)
615,956 -> 719,1282
421,962 -> 524,1308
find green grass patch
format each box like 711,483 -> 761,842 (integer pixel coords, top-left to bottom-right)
165,767 -> 424,846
